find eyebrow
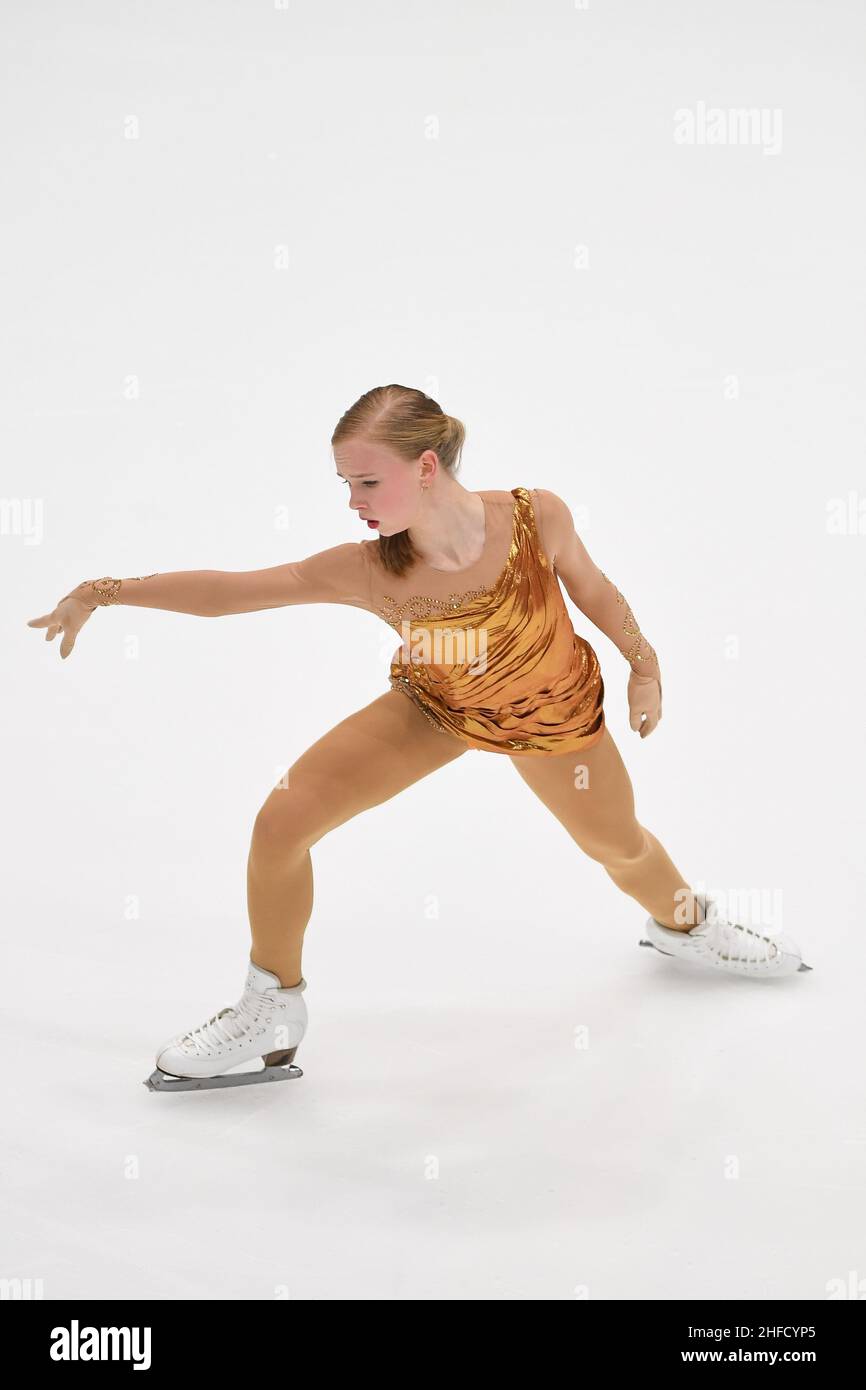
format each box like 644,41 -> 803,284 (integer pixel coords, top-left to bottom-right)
335,470 -> 378,479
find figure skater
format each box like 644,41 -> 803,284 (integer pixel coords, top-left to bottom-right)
27,384 -> 811,1092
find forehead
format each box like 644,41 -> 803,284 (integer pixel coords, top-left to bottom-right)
333,438 -> 399,475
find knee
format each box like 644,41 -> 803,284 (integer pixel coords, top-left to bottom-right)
580,820 -> 649,868
250,789 -> 322,861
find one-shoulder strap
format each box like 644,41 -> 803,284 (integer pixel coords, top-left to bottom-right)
510,486 -> 552,574
511,485 -> 539,543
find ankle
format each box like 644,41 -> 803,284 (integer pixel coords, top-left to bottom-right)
275,971 -> 303,988
657,893 -> 706,931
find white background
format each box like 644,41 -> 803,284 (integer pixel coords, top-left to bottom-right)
3,0 -> 864,1300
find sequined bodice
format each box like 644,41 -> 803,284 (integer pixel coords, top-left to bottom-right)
370,489 -> 520,628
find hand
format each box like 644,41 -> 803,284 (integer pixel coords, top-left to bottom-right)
27,586 -> 97,660
628,671 -> 662,738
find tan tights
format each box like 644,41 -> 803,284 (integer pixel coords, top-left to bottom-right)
247,690 -> 701,987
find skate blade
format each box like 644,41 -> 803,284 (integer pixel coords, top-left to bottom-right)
638,938 -> 676,957
143,1062 -> 303,1092
640,937 -> 814,975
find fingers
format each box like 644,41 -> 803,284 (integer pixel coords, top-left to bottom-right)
631,699 -> 662,737
28,611 -> 77,656
630,705 -> 660,732
638,713 -> 661,738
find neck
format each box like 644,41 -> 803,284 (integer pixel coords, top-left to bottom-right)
408,484 -> 486,570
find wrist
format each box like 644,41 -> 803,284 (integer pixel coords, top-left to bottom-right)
627,641 -> 660,681
65,578 -> 120,609
67,573 -> 159,609
629,659 -> 661,682
62,580 -> 100,610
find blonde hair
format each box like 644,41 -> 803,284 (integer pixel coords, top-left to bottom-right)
331,383 -> 466,578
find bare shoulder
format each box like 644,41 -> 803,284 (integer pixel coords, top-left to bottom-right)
523,487 -> 574,566
528,486 -> 569,513
476,489 -> 517,508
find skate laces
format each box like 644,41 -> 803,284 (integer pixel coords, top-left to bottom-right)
178,989 -> 281,1057
699,899 -> 779,968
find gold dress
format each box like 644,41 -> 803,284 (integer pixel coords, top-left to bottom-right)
380,487 -> 605,756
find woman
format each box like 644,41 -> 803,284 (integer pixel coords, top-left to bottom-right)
27,385 -> 810,1092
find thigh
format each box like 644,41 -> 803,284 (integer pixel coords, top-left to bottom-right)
259,689 -> 469,846
508,726 -> 643,859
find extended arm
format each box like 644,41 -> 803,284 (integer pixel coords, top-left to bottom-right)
535,489 -> 662,683
61,542 -> 372,618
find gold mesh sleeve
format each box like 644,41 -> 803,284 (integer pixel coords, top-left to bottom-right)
584,570 -> 661,679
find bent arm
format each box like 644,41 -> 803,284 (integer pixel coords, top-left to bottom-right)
535,489 -> 662,681
66,542 -> 372,618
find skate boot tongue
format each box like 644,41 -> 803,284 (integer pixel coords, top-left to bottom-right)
686,894 -> 720,937
245,961 -> 283,993
244,960 -> 307,994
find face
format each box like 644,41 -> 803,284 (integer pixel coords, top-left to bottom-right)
333,439 -> 437,535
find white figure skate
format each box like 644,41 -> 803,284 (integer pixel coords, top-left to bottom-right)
639,892 -> 812,978
144,960 -> 308,1092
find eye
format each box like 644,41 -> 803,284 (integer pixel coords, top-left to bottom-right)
339,479 -> 379,487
